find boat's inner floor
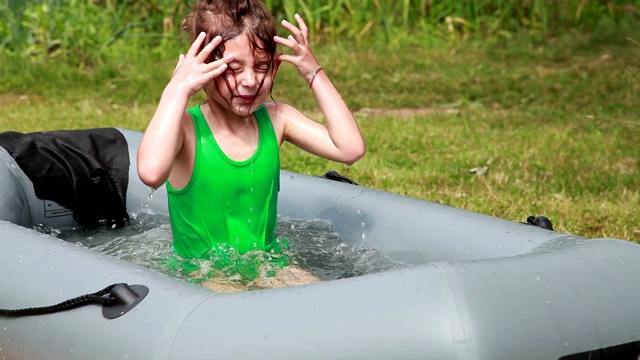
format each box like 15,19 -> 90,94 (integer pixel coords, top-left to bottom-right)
34,212 -> 409,292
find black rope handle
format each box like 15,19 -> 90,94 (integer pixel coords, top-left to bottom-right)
0,284 -> 118,317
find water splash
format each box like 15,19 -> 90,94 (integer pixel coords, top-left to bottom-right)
41,214 -> 408,291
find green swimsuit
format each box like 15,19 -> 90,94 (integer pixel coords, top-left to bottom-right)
167,104 -> 280,258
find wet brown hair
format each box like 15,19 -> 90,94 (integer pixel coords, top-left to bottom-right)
182,0 -> 277,65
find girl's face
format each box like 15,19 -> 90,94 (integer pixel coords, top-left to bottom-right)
207,34 -> 275,116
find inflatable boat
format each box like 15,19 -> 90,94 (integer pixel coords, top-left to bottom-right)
1,128 -> 639,360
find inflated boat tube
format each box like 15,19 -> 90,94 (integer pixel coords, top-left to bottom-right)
1,128 -> 639,360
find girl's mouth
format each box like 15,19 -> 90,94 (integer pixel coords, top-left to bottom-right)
235,95 -> 257,104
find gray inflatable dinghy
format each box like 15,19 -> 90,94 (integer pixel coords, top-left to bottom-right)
1,128 -> 639,360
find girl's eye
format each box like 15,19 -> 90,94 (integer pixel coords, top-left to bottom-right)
256,67 -> 269,73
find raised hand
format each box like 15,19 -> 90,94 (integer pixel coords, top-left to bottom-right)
170,32 -> 233,97
274,14 -> 320,83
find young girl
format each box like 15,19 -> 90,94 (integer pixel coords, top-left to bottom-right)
137,0 -> 365,292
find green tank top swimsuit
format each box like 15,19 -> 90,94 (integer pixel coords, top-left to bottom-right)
167,104 -> 280,258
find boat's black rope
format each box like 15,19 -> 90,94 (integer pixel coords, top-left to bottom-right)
0,284 -> 118,317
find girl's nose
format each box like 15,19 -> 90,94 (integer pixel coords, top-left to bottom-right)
239,69 -> 258,88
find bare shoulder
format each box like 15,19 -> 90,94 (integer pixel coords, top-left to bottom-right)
263,102 -> 309,143
263,102 -> 307,123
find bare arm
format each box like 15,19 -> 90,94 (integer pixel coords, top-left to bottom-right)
274,14 -> 365,165
137,33 -> 232,188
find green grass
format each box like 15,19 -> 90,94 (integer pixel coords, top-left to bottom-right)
1,2 -> 639,243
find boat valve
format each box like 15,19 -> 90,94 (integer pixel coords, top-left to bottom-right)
102,283 -> 149,319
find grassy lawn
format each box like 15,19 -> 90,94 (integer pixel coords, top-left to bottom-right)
1,29 -> 638,242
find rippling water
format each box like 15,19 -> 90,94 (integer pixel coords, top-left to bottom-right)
41,213 -> 408,290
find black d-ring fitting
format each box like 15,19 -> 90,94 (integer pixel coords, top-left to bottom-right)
102,283 -> 149,319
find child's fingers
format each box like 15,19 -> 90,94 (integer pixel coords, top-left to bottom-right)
274,35 -> 298,50
280,19 -> 305,45
172,54 -> 185,76
275,53 -> 295,64
294,13 -> 309,40
279,18 -> 295,32
206,61 -> 228,78
196,35 -> 223,62
186,32 -> 207,58
203,55 -> 232,77
175,54 -> 185,68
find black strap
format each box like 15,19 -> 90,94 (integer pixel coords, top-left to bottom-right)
0,284 -> 117,317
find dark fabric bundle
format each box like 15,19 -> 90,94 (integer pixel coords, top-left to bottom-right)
0,128 -> 130,228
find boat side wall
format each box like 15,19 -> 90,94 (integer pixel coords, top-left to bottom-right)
3,223 -> 640,360
119,129 -> 170,222
166,239 -> 640,360
0,220 -> 215,360
1,129 -> 584,264
118,129 -> 583,266
2,129 -> 639,360
439,238 -> 640,359
276,171 -> 584,264
168,266 -> 464,360
0,148 -> 32,227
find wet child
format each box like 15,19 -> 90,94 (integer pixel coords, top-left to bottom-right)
137,0 -> 365,292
